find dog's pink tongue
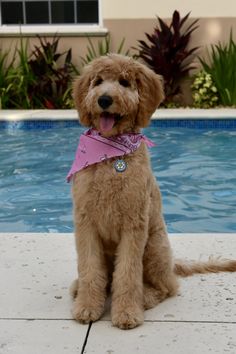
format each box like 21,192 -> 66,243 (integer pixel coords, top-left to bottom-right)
100,113 -> 115,132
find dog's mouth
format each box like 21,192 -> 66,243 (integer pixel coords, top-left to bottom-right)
99,112 -> 123,132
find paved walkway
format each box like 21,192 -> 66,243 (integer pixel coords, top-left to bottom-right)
0,233 -> 236,354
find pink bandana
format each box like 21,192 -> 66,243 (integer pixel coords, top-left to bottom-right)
67,128 -> 155,182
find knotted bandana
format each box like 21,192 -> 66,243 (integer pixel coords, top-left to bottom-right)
67,128 -> 155,182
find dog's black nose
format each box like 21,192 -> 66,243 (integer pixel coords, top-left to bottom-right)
98,95 -> 113,109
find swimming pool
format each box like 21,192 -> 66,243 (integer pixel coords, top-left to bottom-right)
0,120 -> 236,233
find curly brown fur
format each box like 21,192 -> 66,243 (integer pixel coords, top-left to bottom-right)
70,54 -> 236,330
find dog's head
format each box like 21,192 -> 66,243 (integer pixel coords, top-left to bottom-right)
73,54 -> 164,136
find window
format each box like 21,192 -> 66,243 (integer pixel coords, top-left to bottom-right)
0,0 -> 106,35
0,0 -> 99,25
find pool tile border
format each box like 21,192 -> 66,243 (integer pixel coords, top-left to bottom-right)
1,119 -> 236,130
150,119 -> 236,129
0,120 -> 80,130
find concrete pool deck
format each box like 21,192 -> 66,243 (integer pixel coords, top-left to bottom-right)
1,233 -> 236,354
0,108 -> 236,121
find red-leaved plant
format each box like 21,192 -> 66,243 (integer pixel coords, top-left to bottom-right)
28,35 -> 79,109
136,11 -> 199,104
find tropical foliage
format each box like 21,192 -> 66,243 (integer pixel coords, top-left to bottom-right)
1,21 -> 236,109
199,31 -> 236,106
0,36 -> 78,109
27,36 -> 78,108
136,10 -> 199,104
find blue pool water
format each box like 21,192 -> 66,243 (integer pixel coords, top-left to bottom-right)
0,123 -> 236,233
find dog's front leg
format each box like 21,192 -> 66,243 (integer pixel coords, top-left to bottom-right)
111,221 -> 147,329
72,221 -> 108,324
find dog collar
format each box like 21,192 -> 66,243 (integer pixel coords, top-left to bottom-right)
67,128 -> 155,182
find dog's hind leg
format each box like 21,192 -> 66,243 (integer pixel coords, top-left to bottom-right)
70,279 -> 79,299
143,217 -> 179,310
72,221 -> 108,324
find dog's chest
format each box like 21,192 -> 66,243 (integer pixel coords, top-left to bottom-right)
73,147 -> 151,240
91,157 -> 145,214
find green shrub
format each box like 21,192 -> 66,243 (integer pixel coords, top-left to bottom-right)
0,48 -> 16,109
81,34 -> 130,66
12,38 -> 36,108
191,71 -> 219,108
199,31 -> 236,106
136,10 -> 199,105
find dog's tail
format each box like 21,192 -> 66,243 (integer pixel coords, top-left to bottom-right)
174,257 -> 236,277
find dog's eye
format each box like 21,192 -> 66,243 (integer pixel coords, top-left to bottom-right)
119,78 -> 130,87
94,78 -> 103,86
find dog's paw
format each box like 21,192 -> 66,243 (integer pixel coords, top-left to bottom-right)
72,302 -> 104,324
143,278 -> 179,310
112,308 -> 144,330
143,286 -> 165,310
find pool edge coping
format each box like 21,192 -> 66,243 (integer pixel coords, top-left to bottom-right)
1,108 -> 236,121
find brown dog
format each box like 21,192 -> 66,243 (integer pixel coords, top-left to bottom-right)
69,54 -> 236,329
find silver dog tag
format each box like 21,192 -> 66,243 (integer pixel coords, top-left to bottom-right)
114,159 -> 127,172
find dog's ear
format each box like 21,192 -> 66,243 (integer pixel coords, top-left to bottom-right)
135,63 -> 164,128
73,65 -> 93,127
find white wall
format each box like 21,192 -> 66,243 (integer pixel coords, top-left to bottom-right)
102,0 -> 236,19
